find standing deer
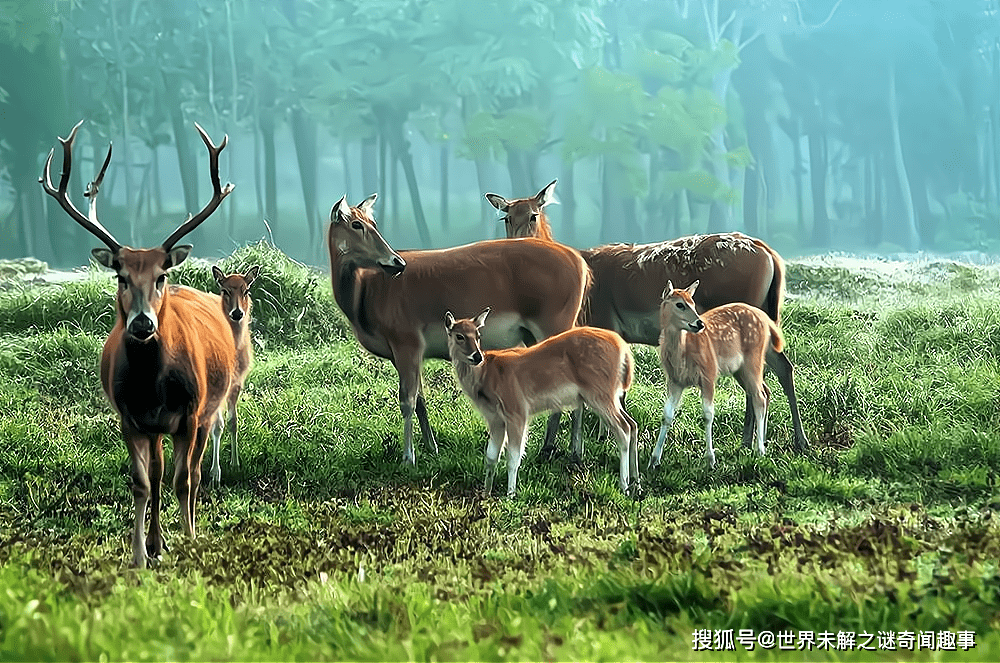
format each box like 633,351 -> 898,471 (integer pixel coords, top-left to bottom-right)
40,120 -> 235,568
208,264 -> 260,485
487,180 -> 807,460
326,194 -> 591,465
651,280 -> 783,468
445,309 -> 639,497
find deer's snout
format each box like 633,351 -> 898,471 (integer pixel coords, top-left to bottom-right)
381,254 -> 406,276
128,314 -> 156,340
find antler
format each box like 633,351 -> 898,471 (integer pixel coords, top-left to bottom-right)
161,122 -> 235,250
39,119 -> 121,253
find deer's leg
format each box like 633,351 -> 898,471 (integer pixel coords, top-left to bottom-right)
607,408 -> 632,495
172,424 -> 196,539
756,382 -> 771,457
209,412 -> 223,485
505,416 -> 528,499
188,422 -> 212,534
539,411 -> 563,461
650,384 -> 684,469
622,400 -> 640,495
483,416 -> 506,496
415,392 -> 439,454
146,434 -> 166,560
125,427 -> 153,569
702,382 -> 717,469
228,384 -> 241,468
766,348 -> 809,451
569,405 -> 585,462
741,393 -> 756,450
394,351 -> 422,466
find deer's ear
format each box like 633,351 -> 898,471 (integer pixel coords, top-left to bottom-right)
445,311 -> 456,331
359,193 -> 378,211
165,245 -> 192,269
212,265 -> 225,284
244,265 -> 261,286
92,248 -> 116,269
485,193 -> 509,212
536,179 -> 558,207
686,280 -> 700,296
331,196 -> 349,223
473,307 -> 490,328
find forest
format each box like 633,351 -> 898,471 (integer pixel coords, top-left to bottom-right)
2,0 -> 999,267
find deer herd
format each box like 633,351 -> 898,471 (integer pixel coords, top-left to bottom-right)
40,121 -> 810,567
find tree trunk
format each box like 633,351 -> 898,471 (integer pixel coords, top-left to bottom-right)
258,74 -> 278,224
600,157 -> 641,243
807,128 -> 829,247
743,167 -> 759,236
385,117 -> 431,247
340,138 -> 353,200
560,159 -> 576,244
390,141 -> 400,226
440,143 -> 449,231
109,0 -> 134,246
886,63 -> 919,250
164,73 -> 200,216
290,107 -> 319,256
867,152 -> 884,247
474,158 -> 499,236
361,135 -> 378,200
505,147 -> 530,197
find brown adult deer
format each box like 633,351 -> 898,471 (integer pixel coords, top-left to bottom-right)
487,180 -> 807,460
651,281 -> 783,468
326,194 -> 591,465
40,120 -> 235,568
208,264 -> 260,485
445,309 -> 638,497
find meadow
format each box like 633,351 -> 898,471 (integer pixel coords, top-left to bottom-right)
0,243 -> 998,661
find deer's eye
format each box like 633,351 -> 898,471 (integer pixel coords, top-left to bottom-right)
456,334 -> 465,342
352,221 -> 363,230
675,302 -> 685,309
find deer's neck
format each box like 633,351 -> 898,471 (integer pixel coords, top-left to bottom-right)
450,350 -> 490,405
333,258 -> 376,338
659,323 -> 701,386
536,214 -> 554,242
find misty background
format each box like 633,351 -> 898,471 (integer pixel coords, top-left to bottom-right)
1,0 -> 998,268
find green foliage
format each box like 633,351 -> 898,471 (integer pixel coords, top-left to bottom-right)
2,249 -> 1000,659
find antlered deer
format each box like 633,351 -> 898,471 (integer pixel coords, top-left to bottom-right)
487,180 -> 807,459
651,281 -> 783,468
326,194 -> 591,465
40,120 -> 235,568
445,309 -> 639,497
208,264 -> 260,485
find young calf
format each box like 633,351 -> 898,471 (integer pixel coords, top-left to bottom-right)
445,309 -> 639,497
209,264 -> 260,484
650,280 -> 784,469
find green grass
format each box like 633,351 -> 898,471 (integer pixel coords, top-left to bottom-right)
0,244 -> 998,661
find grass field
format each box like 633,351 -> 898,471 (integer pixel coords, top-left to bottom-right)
0,243 -> 998,661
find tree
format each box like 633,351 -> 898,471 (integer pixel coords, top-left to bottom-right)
0,0 -> 66,262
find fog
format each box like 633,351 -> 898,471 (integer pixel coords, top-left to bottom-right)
1,0 -> 998,268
